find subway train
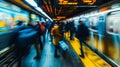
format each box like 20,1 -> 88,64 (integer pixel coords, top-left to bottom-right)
0,0 -> 50,66
71,2 -> 120,66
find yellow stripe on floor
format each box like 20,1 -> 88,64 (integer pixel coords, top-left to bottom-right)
65,33 -> 111,67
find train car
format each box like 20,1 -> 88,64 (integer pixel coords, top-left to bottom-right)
78,3 -> 120,66
105,8 -> 120,65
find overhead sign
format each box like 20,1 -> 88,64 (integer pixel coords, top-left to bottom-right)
58,0 -> 96,5
58,0 -> 78,5
82,0 -> 96,5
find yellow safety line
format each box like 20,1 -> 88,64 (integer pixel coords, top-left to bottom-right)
65,32 -> 111,67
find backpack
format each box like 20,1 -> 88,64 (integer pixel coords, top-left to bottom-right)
39,24 -> 45,34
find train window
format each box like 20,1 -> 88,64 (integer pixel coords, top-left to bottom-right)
106,10 -> 120,35
0,12 -> 12,32
0,1 -> 29,32
89,16 -> 98,32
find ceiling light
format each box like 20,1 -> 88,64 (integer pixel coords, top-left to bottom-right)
83,0 -> 92,2
25,0 -> 37,7
25,0 -> 53,21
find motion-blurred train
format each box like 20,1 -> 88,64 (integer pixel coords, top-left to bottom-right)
0,1 -> 49,66
72,2 -> 120,66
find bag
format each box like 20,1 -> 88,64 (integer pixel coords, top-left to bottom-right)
39,24 -> 45,34
59,41 -> 68,51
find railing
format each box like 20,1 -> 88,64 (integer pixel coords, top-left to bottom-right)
0,26 -> 26,67
0,45 -> 19,66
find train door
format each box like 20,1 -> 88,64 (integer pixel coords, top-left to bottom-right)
105,10 -> 120,65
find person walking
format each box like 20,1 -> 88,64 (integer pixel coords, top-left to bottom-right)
69,20 -> 76,40
34,21 -> 44,60
51,22 -> 62,58
76,21 -> 90,58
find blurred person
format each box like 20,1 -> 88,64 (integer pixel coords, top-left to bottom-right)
15,22 -> 38,66
16,20 -> 24,26
33,21 -> 44,59
45,20 -> 51,33
69,20 -> 76,40
50,21 -> 55,41
51,22 -> 62,58
75,21 -> 90,58
59,21 -> 66,37
41,22 -> 46,43
65,21 -> 70,33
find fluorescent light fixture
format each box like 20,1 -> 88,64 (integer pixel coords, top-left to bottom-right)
35,7 -> 43,12
25,0 -> 53,21
25,0 -> 37,7
73,16 -> 79,20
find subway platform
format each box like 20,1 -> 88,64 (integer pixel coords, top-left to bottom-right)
20,32 -> 111,67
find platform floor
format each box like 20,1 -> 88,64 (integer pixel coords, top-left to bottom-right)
21,32 -> 79,67
21,31 -> 111,67
65,32 -> 111,67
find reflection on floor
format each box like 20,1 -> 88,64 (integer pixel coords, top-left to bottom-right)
65,33 -> 111,67
21,32 -> 75,67
21,43 -> 74,67
21,31 -> 111,67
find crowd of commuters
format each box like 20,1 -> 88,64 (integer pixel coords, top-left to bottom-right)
50,20 -> 90,58
15,19 -> 90,66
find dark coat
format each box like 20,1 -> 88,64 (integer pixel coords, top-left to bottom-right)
76,24 -> 90,41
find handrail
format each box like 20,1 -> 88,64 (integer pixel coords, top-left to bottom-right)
0,51 -> 15,66
0,45 -> 19,66
0,45 -> 14,57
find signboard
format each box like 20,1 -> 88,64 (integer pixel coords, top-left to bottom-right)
58,0 -> 96,5
58,0 -> 78,5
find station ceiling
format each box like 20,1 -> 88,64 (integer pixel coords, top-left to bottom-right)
36,0 -> 114,20
8,0 -> 114,20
